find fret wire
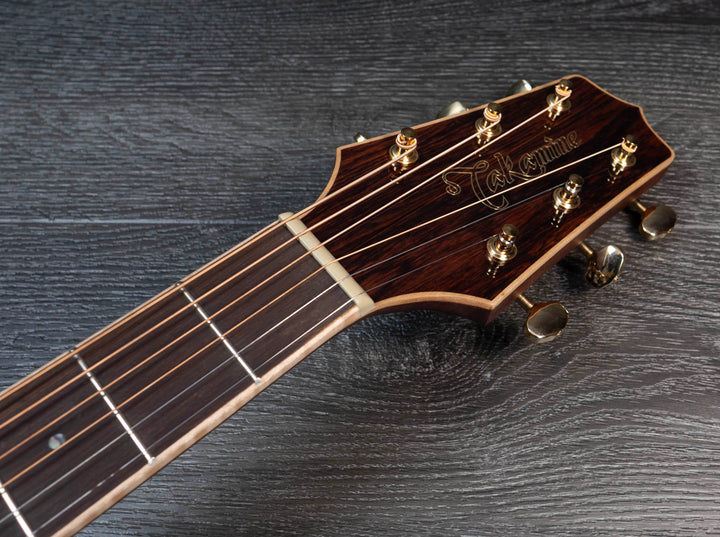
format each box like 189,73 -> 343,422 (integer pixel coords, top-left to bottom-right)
0,479 -> 34,537
180,287 -> 261,384
5,230 -> 462,533
74,355 -> 156,466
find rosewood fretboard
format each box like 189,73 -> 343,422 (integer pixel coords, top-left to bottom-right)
0,220 -> 364,537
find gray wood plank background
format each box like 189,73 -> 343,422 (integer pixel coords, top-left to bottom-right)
1,1 -> 718,535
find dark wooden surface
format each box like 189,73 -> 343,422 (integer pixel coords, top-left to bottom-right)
1,1 -> 718,535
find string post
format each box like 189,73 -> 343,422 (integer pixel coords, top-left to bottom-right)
389,127 -> 419,173
486,223 -> 519,278
551,173 -> 584,227
475,102 -> 503,144
608,134 -> 638,183
546,78 -> 573,121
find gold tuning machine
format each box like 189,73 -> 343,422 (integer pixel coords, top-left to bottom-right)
576,241 -> 624,288
506,79 -> 533,96
475,103 -> 502,144
627,199 -> 677,240
546,78 -> 572,120
436,101 -> 468,119
353,132 -> 368,143
552,174 -> 584,227
515,294 -> 569,342
388,127 -> 419,172
608,135 -> 638,183
486,224 -> 518,277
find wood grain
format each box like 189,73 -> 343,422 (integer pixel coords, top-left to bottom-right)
0,1 -> 719,536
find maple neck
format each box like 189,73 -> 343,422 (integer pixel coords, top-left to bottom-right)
0,217 -> 367,537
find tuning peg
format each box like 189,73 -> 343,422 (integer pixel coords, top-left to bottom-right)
353,132 -> 368,143
506,79 -> 534,96
436,101 -> 469,119
576,241 -> 624,288
516,294 -> 568,342
627,199 -> 677,240
486,223 -> 518,277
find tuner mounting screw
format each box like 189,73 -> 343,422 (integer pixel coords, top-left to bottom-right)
608,134 -> 638,183
576,241 -> 625,288
475,102 -> 503,144
516,293 -> 569,342
627,198 -> 677,240
546,78 -> 573,121
551,174 -> 584,227
486,223 -> 518,278
389,127 -> 419,172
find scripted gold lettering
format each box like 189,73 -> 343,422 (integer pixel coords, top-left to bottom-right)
442,130 -> 582,210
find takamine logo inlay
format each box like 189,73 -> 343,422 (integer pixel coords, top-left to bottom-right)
442,130 -> 582,210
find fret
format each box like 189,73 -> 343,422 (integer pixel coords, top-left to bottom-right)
0,479 -> 33,537
179,287 -> 261,384
73,355 -> 156,465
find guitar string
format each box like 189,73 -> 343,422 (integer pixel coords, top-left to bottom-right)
0,93 -> 555,443
16,184 -> 560,532
1,138 -> 617,496
0,96 -> 568,469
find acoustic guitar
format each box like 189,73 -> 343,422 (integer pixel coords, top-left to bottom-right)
0,75 -> 676,536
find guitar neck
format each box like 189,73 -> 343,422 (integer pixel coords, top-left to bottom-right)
0,216 -> 370,537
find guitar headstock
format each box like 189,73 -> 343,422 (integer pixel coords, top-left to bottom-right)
301,75 -> 674,332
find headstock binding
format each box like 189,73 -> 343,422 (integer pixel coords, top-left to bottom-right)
302,75 -> 674,324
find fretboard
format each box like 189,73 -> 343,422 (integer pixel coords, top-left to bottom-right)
0,216 -> 371,537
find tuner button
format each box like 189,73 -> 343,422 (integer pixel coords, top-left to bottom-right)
576,241 -> 624,288
627,199 -> 677,240
516,294 -> 568,342
436,101 -> 469,119
353,132 -> 368,143
506,79 -> 534,96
